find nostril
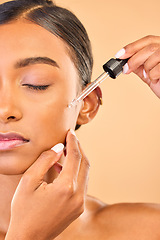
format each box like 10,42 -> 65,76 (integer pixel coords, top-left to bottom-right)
7,116 -> 16,120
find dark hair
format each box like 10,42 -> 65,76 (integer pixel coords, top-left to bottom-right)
0,0 -> 93,130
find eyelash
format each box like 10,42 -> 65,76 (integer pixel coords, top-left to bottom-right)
22,84 -> 50,91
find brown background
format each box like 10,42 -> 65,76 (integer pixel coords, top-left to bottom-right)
1,0 -> 160,204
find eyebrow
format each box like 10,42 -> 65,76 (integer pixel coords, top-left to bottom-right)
14,57 -> 60,69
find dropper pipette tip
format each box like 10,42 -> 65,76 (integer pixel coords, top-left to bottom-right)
68,99 -> 77,108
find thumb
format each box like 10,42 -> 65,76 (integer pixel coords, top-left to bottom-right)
21,143 -> 64,191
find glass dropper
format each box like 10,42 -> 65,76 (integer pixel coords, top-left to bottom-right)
68,58 -> 129,108
68,72 -> 108,108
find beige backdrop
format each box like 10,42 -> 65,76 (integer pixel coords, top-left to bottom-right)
57,0 -> 160,204
1,0 -> 160,204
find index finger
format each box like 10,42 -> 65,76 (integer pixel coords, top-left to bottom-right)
76,142 -> 90,195
59,129 -> 82,183
115,35 -> 160,59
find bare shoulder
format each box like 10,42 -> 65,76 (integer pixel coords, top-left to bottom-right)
85,195 -> 160,240
56,196 -> 160,240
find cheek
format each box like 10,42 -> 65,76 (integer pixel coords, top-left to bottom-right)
21,72 -> 79,152
26,100 -> 78,149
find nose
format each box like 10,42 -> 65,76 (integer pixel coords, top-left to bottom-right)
0,88 -> 22,124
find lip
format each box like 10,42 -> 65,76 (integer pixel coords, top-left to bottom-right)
0,132 -> 29,151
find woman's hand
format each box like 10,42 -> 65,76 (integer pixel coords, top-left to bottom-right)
115,35 -> 160,98
5,129 -> 90,240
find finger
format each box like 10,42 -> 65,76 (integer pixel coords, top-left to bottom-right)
149,81 -> 160,96
133,65 -> 151,86
22,143 -> 64,191
76,142 -> 90,195
144,48 -> 160,71
59,129 -> 81,183
54,162 -> 63,174
144,48 -> 160,82
126,43 -> 160,74
115,35 -> 160,59
149,64 -> 160,83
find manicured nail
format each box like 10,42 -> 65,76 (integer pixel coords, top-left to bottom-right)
115,48 -> 125,58
143,69 -> 147,79
123,63 -> 129,74
70,129 -> 76,137
51,143 -> 64,153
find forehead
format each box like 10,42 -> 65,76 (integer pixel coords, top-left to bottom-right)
0,20 -> 73,68
0,20 -> 80,94
0,20 -> 79,88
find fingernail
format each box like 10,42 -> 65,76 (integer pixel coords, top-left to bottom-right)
70,129 -> 76,137
123,63 -> 129,74
51,143 -> 64,153
143,69 -> 147,79
115,48 -> 126,58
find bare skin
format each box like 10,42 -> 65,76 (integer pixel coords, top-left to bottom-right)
0,20 -> 160,239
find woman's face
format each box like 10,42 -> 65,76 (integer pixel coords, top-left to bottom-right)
0,20 -> 81,175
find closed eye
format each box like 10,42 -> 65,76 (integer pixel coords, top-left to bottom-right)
22,84 -> 50,91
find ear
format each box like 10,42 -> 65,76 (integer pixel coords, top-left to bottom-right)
76,86 -> 102,126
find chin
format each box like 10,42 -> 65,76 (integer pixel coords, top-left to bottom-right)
0,166 -> 28,175
0,157 -> 34,175
0,146 -> 43,175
